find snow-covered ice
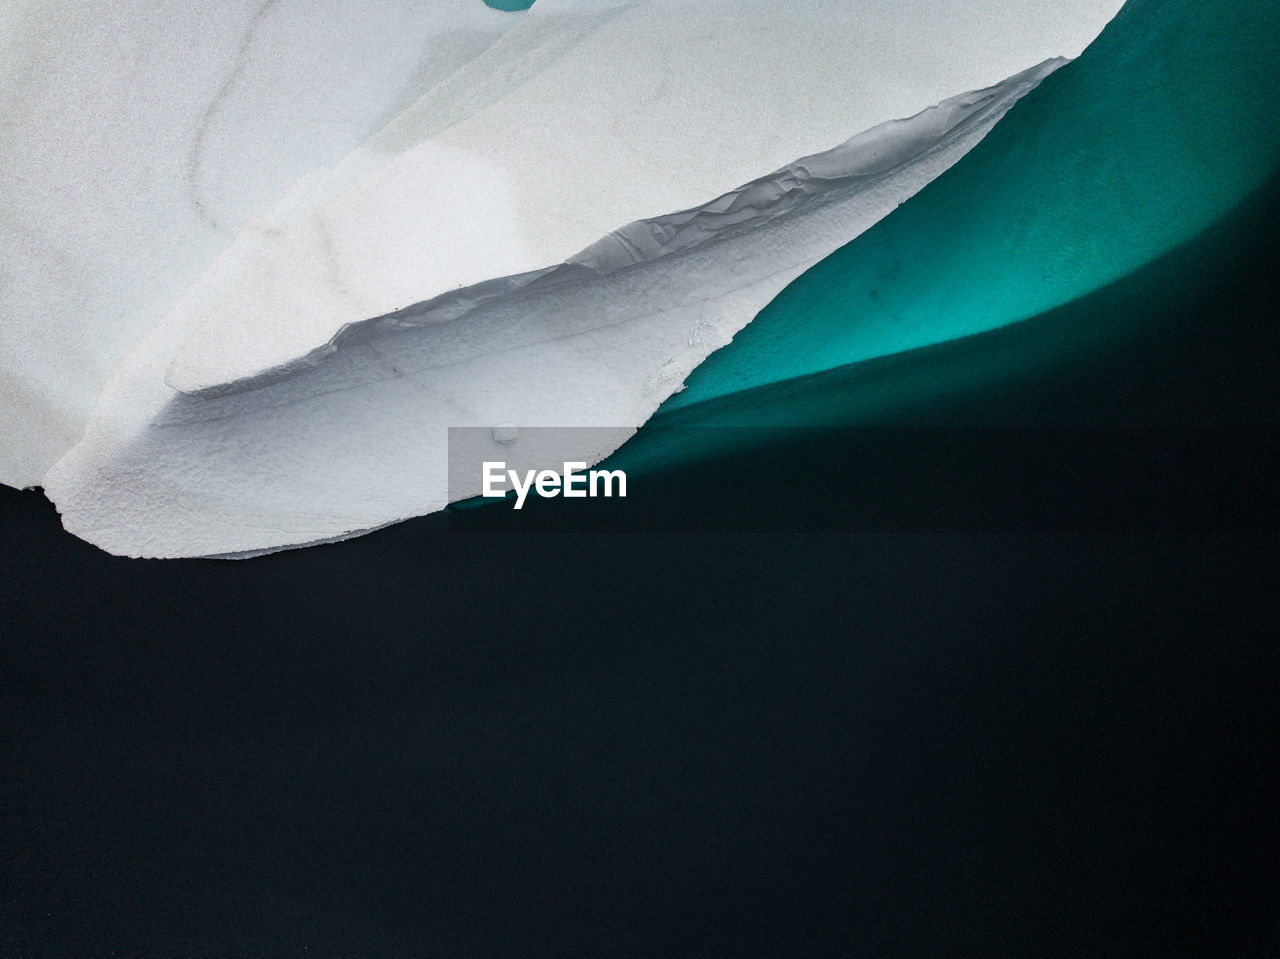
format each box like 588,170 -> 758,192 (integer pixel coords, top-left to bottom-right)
0,0 -> 1126,555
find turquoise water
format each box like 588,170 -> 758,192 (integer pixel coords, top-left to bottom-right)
599,170 -> 1279,485
452,0 -> 1280,511
654,0 -> 1280,421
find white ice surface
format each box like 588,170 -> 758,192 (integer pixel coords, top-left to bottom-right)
44,63 -> 1063,557
0,0 -> 520,487
165,0 -> 1126,394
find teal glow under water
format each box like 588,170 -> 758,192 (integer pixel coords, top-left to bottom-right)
452,0 -> 1280,514
655,0 -> 1280,421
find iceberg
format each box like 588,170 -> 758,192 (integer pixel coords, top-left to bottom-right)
3,0 -> 1132,555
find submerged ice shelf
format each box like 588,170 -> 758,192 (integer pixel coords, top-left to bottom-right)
659,0 -> 1280,414
163,0 -> 1126,396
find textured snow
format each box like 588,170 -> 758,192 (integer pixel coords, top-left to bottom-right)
0,0 -> 519,487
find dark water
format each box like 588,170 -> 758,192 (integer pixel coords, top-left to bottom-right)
3,179 -> 1278,956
